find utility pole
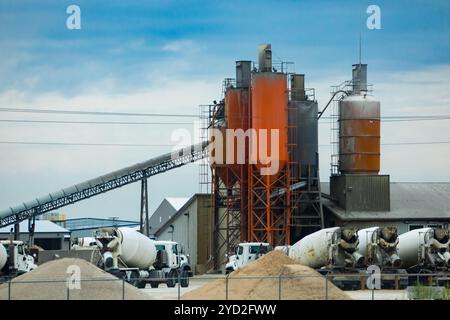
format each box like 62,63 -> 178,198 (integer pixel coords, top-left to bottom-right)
140,178 -> 150,236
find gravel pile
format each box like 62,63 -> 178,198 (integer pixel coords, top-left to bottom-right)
183,251 -> 350,300
0,258 -> 151,300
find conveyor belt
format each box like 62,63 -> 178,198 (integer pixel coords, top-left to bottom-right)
0,141 -> 209,228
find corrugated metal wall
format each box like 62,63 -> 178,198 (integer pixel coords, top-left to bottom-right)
330,174 -> 390,211
156,194 -> 212,274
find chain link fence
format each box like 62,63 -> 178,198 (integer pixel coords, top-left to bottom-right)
1,273 -> 449,300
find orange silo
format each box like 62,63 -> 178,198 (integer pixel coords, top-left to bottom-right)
211,88 -> 249,188
251,72 -> 288,178
338,94 -> 380,174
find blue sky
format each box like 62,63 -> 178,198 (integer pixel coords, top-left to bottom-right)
0,1 -> 449,220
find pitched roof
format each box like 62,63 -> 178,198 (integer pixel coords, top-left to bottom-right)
323,182 -> 450,221
154,194 -> 211,237
0,220 -> 70,234
165,197 -> 190,211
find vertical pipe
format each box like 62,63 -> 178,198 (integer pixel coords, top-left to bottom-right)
278,274 -> 282,300
225,274 -> 229,300
177,272 -> 181,300
122,278 -> 125,300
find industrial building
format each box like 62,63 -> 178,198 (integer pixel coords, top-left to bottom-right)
146,197 -> 189,237
322,182 -> 450,234
0,220 -> 71,250
57,217 -> 140,239
154,194 -> 212,275
0,43 -> 449,282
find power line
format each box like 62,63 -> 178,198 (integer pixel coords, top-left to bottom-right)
320,115 -> 450,120
0,107 -> 198,118
0,140 -> 449,148
0,119 -> 194,125
1,116 -> 449,126
319,141 -> 450,147
0,141 -> 177,147
1,108 -> 448,120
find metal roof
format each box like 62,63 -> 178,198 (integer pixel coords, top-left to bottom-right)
62,218 -> 139,231
165,197 -> 190,211
154,194 -> 211,237
0,220 -> 70,234
322,182 -> 450,221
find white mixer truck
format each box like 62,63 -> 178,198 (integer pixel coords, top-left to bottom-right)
289,227 -> 365,290
95,227 -> 192,288
397,227 -> 450,272
289,227 -> 364,269
357,226 -> 408,289
0,240 -> 37,280
357,226 -> 402,268
225,242 -> 271,274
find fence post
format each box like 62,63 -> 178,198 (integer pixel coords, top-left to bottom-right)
67,284 -> 70,300
177,272 -> 181,301
8,279 -> 11,300
122,278 -> 125,300
278,274 -> 282,300
325,274 -> 328,300
225,274 -> 230,300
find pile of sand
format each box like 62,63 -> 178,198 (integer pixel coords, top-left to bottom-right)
0,258 -> 151,300
183,251 -> 350,300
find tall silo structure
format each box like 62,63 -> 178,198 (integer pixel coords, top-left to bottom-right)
211,60 -> 251,268
288,74 -> 323,241
330,63 -> 390,212
248,44 -> 292,246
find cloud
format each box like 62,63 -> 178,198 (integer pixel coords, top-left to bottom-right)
0,62 -> 449,219
162,39 -> 198,52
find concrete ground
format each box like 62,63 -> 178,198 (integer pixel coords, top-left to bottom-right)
140,274 -> 225,300
345,290 -> 408,300
140,274 -> 408,300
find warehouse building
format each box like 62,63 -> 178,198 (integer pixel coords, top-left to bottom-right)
322,182 -> 450,234
146,197 -> 189,237
154,194 -> 212,275
0,220 -> 71,250
57,217 -> 140,239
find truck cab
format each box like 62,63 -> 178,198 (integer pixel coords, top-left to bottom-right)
154,240 -> 181,270
154,240 -> 192,274
0,240 -> 37,277
225,242 -> 272,274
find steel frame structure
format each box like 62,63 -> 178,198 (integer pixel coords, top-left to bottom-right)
0,142 -> 208,228
212,164 -> 247,268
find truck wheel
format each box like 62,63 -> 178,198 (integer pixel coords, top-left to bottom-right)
150,282 -> 159,288
167,270 -> 177,288
180,270 -> 189,287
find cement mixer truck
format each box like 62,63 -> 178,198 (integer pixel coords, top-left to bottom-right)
95,227 -> 192,289
397,227 -> 450,286
357,226 -> 408,289
357,227 -> 402,267
0,240 -> 37,281
397,227 -> 450,272
289,227 -> 365,290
